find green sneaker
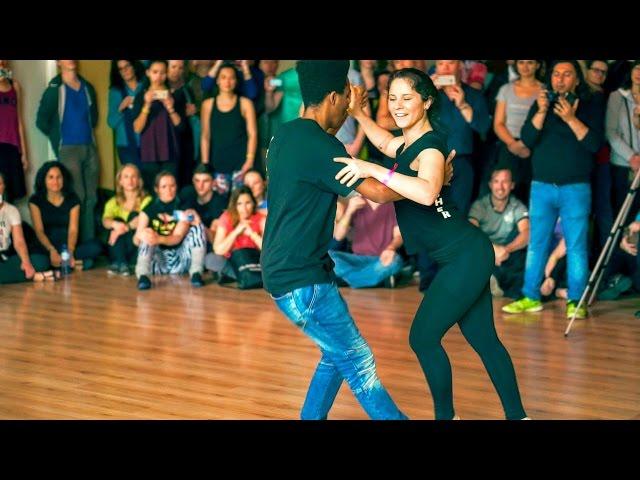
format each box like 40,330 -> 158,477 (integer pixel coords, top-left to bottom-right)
566,301 -> 588,319
502,297 -> 543,314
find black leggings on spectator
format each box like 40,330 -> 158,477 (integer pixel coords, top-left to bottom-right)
0,254 -> 50,284
108,231 -> 137,265
494,249 -> 527,299
409,233 -> 526,420
33,236 -> 103,266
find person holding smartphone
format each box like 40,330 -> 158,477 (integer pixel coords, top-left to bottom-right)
132,60 -> 184,191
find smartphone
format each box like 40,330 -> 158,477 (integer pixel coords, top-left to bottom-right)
269,78 -> 283,88
434,75 -> 456,87
154,89 -> 169,100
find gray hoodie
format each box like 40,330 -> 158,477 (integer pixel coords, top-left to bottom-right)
605,88 -> 640,167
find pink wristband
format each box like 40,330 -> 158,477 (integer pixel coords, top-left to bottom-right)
382,163 -> 399,186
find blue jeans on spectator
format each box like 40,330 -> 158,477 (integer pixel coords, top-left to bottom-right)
522,181 -> 591,302
271,282 -> 407,420
329,250 -> 403,288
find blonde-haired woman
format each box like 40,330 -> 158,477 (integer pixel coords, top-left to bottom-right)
102,163 -> 152,275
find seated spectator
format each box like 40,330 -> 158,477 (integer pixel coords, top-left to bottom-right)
596,213 -> 640,301
469,167 -> 529,298
0,171 -> 54,283
502,60 -> 605,319
329,193 -> 403,289
206,186 -> 265,280
243,168 -> 267,214
102,163 -> 151,275
28,161 -> 102,272
134,171 -> 206,290
179,164 -> 228,246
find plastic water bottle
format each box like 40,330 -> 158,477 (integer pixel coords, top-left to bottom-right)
60,244 -> 71,276
173,210 -> 194,222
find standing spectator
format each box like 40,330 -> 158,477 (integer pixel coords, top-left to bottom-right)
0,60 -> 28,203
492,60 -> 543,204
264,65 -> 303,135
200,63 -> 257,194
201,60 -> 261,104
606,60 -> 640,223
584,60 -> 614,252
132,60 -> 183,192
168,59 -> 197,188
502,60 -> 605,319
36,60 -> 99,242
430,59 -> 491,215
108,60 -> 145,167
187,60 -> 214,164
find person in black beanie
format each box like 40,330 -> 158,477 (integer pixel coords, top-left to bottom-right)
262,60 -> 415,420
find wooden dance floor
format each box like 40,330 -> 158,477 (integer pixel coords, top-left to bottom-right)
1,270 -> 639,419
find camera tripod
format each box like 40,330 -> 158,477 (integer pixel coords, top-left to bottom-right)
565,166 -> 640,336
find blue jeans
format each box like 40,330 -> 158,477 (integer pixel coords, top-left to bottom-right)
272,282 -> 407,420
522,181 -> 591,301
329,250 -> 403,288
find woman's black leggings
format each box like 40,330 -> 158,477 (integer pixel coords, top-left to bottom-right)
409,233 -> 527,420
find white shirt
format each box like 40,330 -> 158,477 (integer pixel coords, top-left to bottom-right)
0,202 -> 21,252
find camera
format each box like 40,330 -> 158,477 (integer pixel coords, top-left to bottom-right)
269,78 -> 283,88
153,89 -> 169,100
546,89 -> 578,106
434,75 -> 456,87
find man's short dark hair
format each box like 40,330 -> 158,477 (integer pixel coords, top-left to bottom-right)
296,60 -> 350,107
193,164 -> 213,177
